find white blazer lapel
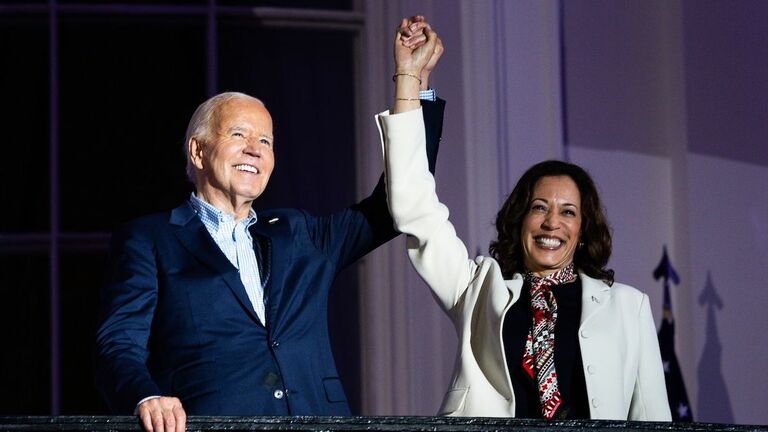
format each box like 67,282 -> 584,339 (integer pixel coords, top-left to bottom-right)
470,266 -> 522,400
502,273 -> 523,313
579,272 -> 612,329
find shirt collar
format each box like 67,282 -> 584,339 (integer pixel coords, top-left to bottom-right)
189,193 -> 257,229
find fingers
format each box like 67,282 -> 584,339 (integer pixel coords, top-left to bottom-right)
435,37 -> 444,57
163,408 -> 176,432
431,37 -> 444,65
151,408 -> 164,432
173,405 -> 187,432
393,15 -> 441,77
398,17 -> 430,48
139,409 -> 154,432
421,24 -> 438,53
422,36 -> 444,80
398,19 -> 427,36
402,33 -> 427,49
137,397 -> 185,432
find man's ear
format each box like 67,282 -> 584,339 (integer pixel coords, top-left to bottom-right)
189,137 -> 205,170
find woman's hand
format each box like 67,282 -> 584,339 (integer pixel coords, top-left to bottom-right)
393,16 -> 439,113
394,17 -> 438,77
398,16 -> 444,90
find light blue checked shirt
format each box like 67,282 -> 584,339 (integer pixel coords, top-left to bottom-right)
189,193 -> 266,325
419,88 -> 437,101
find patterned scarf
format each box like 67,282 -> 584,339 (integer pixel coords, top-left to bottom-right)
522,263 -> 577,420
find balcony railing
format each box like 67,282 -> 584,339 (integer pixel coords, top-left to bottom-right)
1,416 -> 766,432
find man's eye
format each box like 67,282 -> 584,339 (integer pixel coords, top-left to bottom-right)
260,138 -> 272,146
232,132 -> 245,138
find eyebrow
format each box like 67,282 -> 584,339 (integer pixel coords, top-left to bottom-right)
531,197 -> 579,207
225,126 -> 273,140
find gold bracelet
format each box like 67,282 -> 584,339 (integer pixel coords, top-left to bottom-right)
392,73 -> 422,85
395,97 -> 420,101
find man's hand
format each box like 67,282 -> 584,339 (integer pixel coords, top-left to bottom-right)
420,35 -> 443,90
137,396 -> 186,432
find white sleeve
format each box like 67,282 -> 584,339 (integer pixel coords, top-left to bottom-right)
376,108 -> 476,312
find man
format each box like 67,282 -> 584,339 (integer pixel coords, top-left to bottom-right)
95,18 -> 443,432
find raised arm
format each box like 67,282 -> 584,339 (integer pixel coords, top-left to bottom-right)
302,17 -> 445,269
392,18 -> 436,114
378,24 -> 476,313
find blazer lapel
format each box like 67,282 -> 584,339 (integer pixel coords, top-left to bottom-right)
169,202 -> 262,324
472,269 -> 523,401
248,215 -> 291,330
251,230 -> 271,289
579,272 -> 612,329
503,274 -> 523,309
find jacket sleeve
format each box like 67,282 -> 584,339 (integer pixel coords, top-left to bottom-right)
628,293 -> 673,421
376,107 -> 477,313
306,99 -> 445,269
95,222 -> 163,414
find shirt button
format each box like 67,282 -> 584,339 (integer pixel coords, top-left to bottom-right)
591,398 -> 600,408
587,364 -> 596,375
580,330 -> 590,338
273,389 -> 285,399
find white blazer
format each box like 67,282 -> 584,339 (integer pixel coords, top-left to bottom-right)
376,108 -> 671,421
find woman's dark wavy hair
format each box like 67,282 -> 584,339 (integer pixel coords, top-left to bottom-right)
489,160 -> 614,285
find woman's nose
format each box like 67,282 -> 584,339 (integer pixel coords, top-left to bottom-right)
542,212 -> 559,230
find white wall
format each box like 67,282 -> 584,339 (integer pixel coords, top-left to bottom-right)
688,155 -> 768,424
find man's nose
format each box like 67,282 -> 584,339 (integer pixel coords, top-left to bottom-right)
243,139 -> 262,156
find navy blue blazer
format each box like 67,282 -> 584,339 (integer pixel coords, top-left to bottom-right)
95,100 -> 445,416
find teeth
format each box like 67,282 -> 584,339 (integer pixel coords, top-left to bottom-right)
235,164 -> 258,174
536,237 -> 562,248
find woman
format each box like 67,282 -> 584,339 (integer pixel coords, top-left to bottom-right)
377,26 -> 671,421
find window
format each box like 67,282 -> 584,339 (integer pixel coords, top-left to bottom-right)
0,1 -> 361,414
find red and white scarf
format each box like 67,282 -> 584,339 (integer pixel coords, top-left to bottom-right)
522,263 -> 577,419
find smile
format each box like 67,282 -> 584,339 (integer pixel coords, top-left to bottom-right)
534,236 -> 563,249
234,164 -> 259,174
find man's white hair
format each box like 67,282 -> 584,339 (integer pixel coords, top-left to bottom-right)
184,92 -> 264,183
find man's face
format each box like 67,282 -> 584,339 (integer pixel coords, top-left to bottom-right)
193,98 -> 275,207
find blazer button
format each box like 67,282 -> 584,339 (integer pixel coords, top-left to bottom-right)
591,398 -> 600,408
271,340 -> 280,348
586,364 -> 596,375
273,389 -> 285,399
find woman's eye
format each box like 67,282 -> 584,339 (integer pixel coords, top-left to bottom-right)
531,204 -> 547,212
562,209 -> 576,217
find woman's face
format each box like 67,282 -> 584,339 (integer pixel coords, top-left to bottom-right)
520,175 -> 582,277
